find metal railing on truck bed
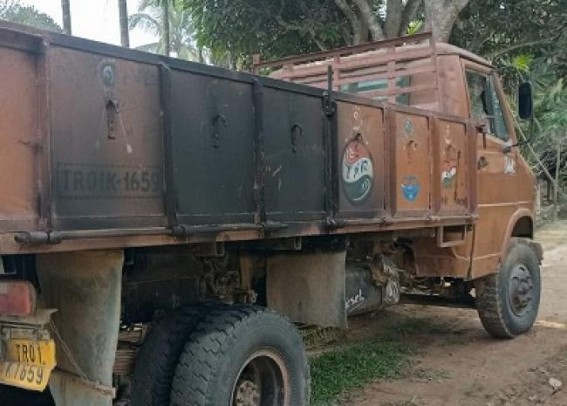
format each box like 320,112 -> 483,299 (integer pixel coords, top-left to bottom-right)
253,33 -> 441,108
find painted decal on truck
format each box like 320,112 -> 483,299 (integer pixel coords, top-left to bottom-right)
342,138 -> 374,204
504,155 -> 516,175
442,146 -> 460,189
401,176 -> 420,201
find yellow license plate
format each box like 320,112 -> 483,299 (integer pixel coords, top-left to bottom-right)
0,339 -> 56,391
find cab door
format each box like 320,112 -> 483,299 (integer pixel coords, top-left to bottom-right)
464,66 -> 521,278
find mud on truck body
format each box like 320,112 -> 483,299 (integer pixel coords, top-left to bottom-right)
0,23 -> 540,405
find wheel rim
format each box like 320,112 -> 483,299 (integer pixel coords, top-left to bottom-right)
508,263 -> 534,316
231,349 -> 290,406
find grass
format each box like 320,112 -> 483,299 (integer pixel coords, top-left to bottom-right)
310,339 -> 412,405
306,313 -> 453,404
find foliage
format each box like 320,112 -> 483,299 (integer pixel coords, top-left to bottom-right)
310,339 -> 411,405
181,0 -> 466,65
451,0 -> 567,183
493,55 -> 567,188
452,0 -> 567,89
406,20 -> 423,36
186,0 -> 342,65
0,0 -> 62,32
130,0 -> 197,60
529,73 -> 567,180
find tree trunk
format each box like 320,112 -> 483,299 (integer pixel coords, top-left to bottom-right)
424,0 -> 470,42
333,0 -> 364,44
118,0 -> 129,48
352,0 -> 385,41
384,0 -> 403,38
61,0 -> 71,35
162,0 -> 171,56
554,137 -> 561,219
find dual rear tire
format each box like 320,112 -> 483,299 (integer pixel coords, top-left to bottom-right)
131,305 -> 310,406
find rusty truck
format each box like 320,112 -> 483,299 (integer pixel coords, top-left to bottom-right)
0,22 -> 540,405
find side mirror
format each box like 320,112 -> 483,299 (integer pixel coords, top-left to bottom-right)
518,82 -> 533,120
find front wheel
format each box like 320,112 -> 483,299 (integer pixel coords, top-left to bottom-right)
170,305 -> 310,405
476,238 -> 541,338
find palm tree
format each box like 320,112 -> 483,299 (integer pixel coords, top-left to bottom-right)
118,0 -> 129,47
162,0 -> 170,56
61,0 -> 71,34
129,0 -> 197,60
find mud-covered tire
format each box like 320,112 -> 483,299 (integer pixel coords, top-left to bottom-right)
170,305 -> 310,406
476,238 -> 541,338
131,306 -> 210,406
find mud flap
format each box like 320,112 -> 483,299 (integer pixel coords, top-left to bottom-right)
267,250 -> 347,328
36,250 -> 123,406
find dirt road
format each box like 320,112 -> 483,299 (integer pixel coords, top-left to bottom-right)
349,221 -> 567,406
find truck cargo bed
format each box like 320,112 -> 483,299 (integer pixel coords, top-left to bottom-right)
0,22 -> 477,254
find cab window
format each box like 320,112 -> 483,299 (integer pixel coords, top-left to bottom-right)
339,63 -> 437,107
340,76 -> 411,105
465,70 -> 509,141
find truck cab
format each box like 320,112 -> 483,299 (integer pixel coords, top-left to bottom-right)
256,32 -> 538,284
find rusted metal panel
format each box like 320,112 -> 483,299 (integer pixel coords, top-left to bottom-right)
335,101 -> 385,219
49,47 -> 165,229
0,47 -> 40,231
436,119 -> 471,215
413,237 -> 472,277
390,111 -> 431,216
263,88 -> 326,222
169,70 -> 256,225
470,135 -> 527,281
438,55 -> 470,117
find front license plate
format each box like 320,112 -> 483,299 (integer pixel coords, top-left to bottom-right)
0,339 -> 56,391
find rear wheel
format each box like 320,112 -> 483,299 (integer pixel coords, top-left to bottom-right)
0,384 -> 54,406
476,238 -> 541,338
170,305 -> 310,406
131,306 -> 209,405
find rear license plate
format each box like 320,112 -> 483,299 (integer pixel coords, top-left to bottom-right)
0,339 -> 56,391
